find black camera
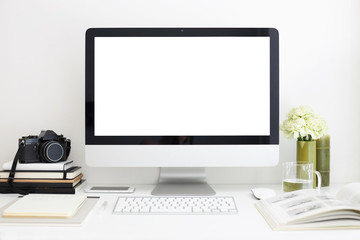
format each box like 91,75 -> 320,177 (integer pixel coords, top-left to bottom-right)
19,130 -> 71,163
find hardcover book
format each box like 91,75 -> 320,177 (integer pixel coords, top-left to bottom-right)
0,166 -> 81,180
0,173 -> 83,187
0,179 -> 86,194
2,160 -> 73,171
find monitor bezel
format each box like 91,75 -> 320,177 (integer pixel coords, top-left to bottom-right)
85,28 -> 279,145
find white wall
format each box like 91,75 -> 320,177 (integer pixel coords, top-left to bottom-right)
1,0 -> 359,185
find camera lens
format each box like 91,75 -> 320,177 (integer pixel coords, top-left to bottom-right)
40,141 -> 64,163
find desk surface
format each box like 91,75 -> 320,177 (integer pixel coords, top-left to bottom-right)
0,185 -> 358,240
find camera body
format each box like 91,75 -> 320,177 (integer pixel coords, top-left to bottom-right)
19,130 -> 71,163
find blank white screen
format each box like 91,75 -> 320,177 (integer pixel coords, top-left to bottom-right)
94,37 -> 270,136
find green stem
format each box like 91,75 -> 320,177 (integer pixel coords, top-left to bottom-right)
297,133 -> 313,141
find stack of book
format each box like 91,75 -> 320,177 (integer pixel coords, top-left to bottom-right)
0,160 -> 85,194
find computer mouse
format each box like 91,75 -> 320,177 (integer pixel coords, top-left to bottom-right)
251,188 -> 276,200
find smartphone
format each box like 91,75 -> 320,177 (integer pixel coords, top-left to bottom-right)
85,186 -> 135,193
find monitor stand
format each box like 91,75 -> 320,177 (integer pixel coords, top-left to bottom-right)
151,167 -> 216,196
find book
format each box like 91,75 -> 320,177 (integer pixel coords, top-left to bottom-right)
0,179 -> 86,194
0,166 -> 82,180
0,193 -> 98,225
0,178 -> 81,188
255,182 -> 360,230
2,160 -> 73,171
2,193 -> 87,218
0,173 -> 83,186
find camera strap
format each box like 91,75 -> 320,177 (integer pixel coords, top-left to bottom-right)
7,143 -> 29,195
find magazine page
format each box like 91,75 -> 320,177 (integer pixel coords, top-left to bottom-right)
336,182 -> 360,205
262,189 -> 360,225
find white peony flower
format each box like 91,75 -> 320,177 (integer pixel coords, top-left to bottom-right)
287,105 -> 314,120
305,115 -> 329,140
280,118 -> 306,139
280,106 -> 328,141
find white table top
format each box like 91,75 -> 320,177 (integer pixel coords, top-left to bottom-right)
0,184 -> 358,240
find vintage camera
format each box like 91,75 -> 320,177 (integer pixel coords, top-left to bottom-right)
19,130 -> 71,163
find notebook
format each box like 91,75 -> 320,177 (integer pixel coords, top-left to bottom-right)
2,194 -> 87,218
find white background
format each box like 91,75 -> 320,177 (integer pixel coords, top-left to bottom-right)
0,0 -> 360,185
95,37 -> 270,136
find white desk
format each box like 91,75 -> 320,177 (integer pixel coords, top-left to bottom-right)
0,185 -> 358,240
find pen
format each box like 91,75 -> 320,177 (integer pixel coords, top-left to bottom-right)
98,200 -> 108,216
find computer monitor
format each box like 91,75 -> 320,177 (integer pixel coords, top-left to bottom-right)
85,28 -> 279,195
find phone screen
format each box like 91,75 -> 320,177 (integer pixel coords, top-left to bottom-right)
90,186 -> 130,191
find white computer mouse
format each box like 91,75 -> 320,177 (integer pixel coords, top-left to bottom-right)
251,188 -> 276,200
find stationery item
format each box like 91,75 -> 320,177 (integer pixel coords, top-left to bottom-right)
85,186 -> 135,193
0,196 -> 98,225
255,183 -> 360,230
97,200 -> 108,217
0,179 -> 86,194
2,160 -> 73,171
0,166 -> 81,180
0,173 -> 84,194
0,178 -> 82,188
100,201 -> 108,211
0,173 -> 82,185
282,162 -> 321,192
3,194 -> 87,218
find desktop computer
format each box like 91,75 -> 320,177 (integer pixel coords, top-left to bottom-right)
85,28 -> 279,196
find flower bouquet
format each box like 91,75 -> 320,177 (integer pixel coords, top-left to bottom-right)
280,106 -> 328,142
280,106 -> 329,187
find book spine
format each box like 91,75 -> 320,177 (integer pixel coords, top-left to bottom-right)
0,187 -> 76,194
0,173 -> 83,184
63,161 -> 72,171
0,182 -> 77,188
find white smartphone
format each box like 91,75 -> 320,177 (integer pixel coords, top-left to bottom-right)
85,186 -> 135,193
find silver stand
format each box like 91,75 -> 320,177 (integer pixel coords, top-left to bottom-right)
151,167 -> 216,196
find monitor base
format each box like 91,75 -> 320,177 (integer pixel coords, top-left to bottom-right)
151,183 -> 216,196
151,167 -> 216,196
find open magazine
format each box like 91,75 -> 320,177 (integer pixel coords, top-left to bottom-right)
255,183 -> 360,230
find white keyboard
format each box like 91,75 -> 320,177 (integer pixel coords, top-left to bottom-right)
113,196 -> 238,214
